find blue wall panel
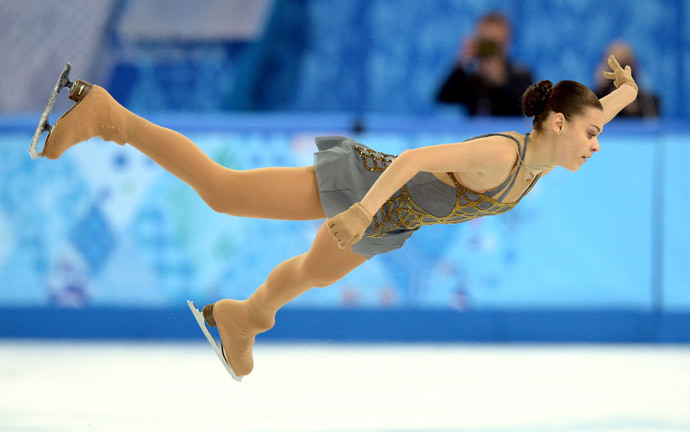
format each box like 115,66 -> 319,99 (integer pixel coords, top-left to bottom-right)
663,135 -> 690,311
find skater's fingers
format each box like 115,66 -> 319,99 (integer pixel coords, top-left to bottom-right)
608,55 -> 622,71
334,230 -> 348,248
603,71 -> 616,80
346,234 -> 361,249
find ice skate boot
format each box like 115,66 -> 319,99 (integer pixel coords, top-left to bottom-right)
188,300 -> 243,382
29,63 -> 129,160
188,299 -> 275,381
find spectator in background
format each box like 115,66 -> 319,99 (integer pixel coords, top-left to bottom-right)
436,12 -> 533,116
594,41 -> 660,118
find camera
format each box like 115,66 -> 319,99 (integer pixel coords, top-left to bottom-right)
476,39 -> 499,58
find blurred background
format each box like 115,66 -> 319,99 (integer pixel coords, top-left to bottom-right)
0,1 -> 689,431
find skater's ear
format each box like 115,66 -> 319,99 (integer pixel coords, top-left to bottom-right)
550,112 -> 565,135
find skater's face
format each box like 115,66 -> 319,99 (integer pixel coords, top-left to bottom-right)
555,107 -> 604,172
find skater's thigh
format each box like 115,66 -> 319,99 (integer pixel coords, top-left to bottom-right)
215,166 -> 326,220
299,221 -> 368,286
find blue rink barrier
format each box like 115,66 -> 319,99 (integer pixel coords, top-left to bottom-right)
0,307 -> 689,343
0,114 -> 689,342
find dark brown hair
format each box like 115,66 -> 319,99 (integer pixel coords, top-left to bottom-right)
522,80 -> 602,131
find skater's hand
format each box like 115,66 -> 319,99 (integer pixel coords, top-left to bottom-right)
603,55 -> 638,92
327,203 -> 373,249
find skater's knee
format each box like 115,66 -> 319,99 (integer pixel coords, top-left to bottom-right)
202,194 -> 232,215
197,169 -> 243,215
310,275 -> 339,288
197,191 -> 232,215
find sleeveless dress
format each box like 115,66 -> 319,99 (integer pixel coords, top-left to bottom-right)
313,134 -> 540,259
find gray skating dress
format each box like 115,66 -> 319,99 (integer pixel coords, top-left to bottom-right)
313,134 -> 539,259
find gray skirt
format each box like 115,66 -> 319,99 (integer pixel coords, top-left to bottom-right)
313,136 -> 417,259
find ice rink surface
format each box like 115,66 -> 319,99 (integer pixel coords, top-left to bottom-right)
1,341 -> 689,432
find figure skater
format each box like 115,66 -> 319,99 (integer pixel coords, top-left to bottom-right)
32,55 -> 638,380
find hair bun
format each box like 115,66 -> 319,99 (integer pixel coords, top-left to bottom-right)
522,80 -> 554,117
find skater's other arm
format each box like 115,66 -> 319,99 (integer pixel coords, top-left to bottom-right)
359,137 -> 516,216
599,55 -> 639,124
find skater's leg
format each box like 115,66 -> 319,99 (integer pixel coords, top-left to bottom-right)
42,84 -> 325,220
120,117 -> 327,219
210,221 -> 368,376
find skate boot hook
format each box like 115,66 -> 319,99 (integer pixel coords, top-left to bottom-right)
29,63 -> 93,159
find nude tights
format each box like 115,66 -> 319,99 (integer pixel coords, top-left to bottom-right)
45,86 -> 368,376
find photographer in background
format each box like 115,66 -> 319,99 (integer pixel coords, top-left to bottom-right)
436,12 -> 533,116
594,41 -> 660,118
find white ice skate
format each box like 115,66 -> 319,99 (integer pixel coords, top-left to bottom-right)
187,300 -> 243,382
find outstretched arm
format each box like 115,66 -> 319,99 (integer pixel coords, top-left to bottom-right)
599,55 -> 639,124
359,138 -> 514,216
327,137 -> 515,249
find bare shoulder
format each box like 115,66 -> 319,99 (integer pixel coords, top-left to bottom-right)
465,131 -> 524,150
499,131 -> 526,143
465,132 -> 523,169
406,131 -> 524,175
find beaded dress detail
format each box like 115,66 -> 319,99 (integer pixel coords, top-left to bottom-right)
353,133 -> 539,238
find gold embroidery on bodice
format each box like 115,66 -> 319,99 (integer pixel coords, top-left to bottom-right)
353,145 -> 518,238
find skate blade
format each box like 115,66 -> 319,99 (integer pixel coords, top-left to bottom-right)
29,63 -> 74,159
187,300 -> 243,382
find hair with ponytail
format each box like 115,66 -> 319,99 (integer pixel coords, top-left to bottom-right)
522,80 -> 602,130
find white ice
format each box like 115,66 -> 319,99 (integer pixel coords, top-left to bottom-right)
1,341 -> 689,432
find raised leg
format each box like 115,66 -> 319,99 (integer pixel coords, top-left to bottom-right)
42,83 -> 325,221
122,117 -> 327,220
209,220 -> 368,377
